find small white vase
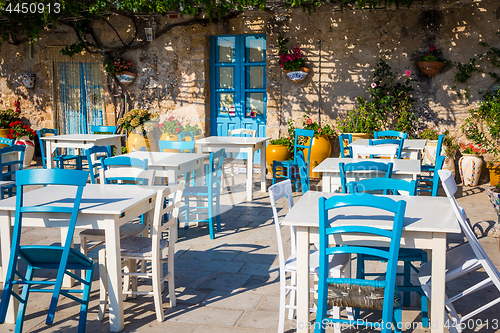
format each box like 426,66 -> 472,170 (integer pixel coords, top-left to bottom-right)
14,136 -> 35,168
459,154 -> 483,186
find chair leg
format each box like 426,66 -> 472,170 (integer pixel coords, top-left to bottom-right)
151,257 -> 165,322
168,245 -> 176,308
98,249 -> 107,321
15,265 -> 34,333
393,307 -> 402,333
403,261 -> 411,307
278,269 -> 286,333
80,235 -> 88,289
208,197 -> 215,239
288,271 -> 297,320
216,194 -> 221,232
421,291 -> 429,328
78,265 -> 94,333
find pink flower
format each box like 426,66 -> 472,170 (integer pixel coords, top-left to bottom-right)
371,82 -> 377,89
430,45 -> 436,51
175,128 -> 181,133
405,69 -> 412,76
306,118 -> 312,125
168,116 -> 175,121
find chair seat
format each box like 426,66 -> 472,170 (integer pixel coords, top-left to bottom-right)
362,247 -> 427,262
119,235 -> 169,257
79,222 -> 146,241
327,280 -> 401,310
421,165 -> 435,172
19,246 -> 93,269
274,160 -> 296,167
285,250 -> 349,274
183,186 -> 210,196
56,154 -> 80,161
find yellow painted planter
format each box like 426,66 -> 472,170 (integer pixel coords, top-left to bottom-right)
303,135 -> 332,179
266,144 -> 291,177
127,132 -> 157,153
159,133 -> 179,152
0,129 -> 11,148
488,162 -> 500,187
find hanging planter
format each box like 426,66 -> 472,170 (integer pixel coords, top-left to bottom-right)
21,73 -> 35,89
284,67 -> 310,84
115,71 -> 137,86
417,61 -> 446,77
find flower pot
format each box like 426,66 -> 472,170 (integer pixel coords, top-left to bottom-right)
417,61 -> 446,77
422,140 -> 456,178
487,162 -> 500,187
14,136 -> 34,167
266,144 -> 291,177
486,187 -> 500,215
22,73 -> 36,89
116,71 -> 137,86
284,67 -> 310,84
303,135 -> 332,179
159,133 -> 179,152
0,129 -> 12,148
127,132 -> 156,153
459,154 -> 483,186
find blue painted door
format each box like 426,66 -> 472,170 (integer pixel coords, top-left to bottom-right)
210,34 -> 267,159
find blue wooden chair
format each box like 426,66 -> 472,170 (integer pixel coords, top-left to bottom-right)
178,131 -> 194,141
374,130 -> 408,140
180,148 -> 224,239
339,161 -> 393,193
314,193 -> 405,333
85,145 -> 113,184
272,128 -> 314,192
90,125 -> 117,134
38,128 -> 82,169
369,138 -> 405,159
348,178 -> 429,325
0,145 -> 25,199
0,137 -> 14,147
339,133 -> 352,158
159,140 -> 195,154
296,151 -> 309,193
0,169 -> 93,333
418,134 -> 446,196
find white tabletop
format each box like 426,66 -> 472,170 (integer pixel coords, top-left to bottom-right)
281,191 -> 460,234
41,134 -> 125,142
351,138 -> 427,150
312,157 -> 421,175
196,136 -> 270,145
119,151 -> 207,167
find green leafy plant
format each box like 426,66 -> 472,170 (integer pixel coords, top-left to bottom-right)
117,109 -> 159,134
7,120 -> 36,139
336,97 -> 381,133
459,142 -> 485,155
157,116 -> 184,135
183,123 -> 202,136
0,109 -> 21,129
417,128 -> 458,157
103,56 -> 134,75
302,111 -> 335,138
417,45 -> 448,63
278,37 -> 305,71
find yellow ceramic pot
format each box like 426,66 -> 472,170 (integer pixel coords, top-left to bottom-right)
127,132 -> 157,153
266,144 -> 291,177
159,133 -> 179,152
303,135 -> 332,179
488,162 -> 500,187
0,129 -> 11,148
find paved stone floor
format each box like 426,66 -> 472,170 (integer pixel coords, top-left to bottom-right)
1,167 -> 500,333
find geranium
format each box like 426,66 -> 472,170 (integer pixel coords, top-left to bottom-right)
156,116 -> 185,135
460,142 -> 485,155
405,69 -> 412,76
418,45 -> 448,63
7,120 -> 36,139
117,109 -> 159,134
0,109 -> 21,129
103,56 -> 135,75
278,37 -> 305,71
301,111 -> 334,138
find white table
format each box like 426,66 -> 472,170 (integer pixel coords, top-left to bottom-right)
41,134 -> 125,169
196,136 -> 269,201
351,138 -> 427,159
313,158 -> 421,192
0,184 -> 163,332
114,151 -> 207,186
281,191 -> 460,333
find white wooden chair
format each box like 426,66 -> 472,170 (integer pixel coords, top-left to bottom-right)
269,179 -> 351,333
224,128 -> 257,187
351,144 -> 397,160
98,181 -> 184,322
418,170 -> 500,333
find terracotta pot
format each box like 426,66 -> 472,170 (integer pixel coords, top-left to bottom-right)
417,61 -> 446,77
14,136 -> 35,167
266,144 -> 291,177
283,67 -> 310,84
0,129 -> 11,148
116,71 -> 137,86
422,140 -> 456,178
459,154 -> 483,186
127,132 -> 156,153
487,162 -> 500,187
159,133 -> 179,152
303,135 -> 332,179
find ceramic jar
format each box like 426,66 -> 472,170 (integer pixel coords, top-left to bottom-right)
14,136 -> 35,167
459,154 -> 483,186
422,140 -> 455,177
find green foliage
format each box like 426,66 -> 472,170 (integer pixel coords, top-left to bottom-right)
417,128 -> 458,157
301,110 -> 334,138
278,37 -> 305,71
183,124 -> 202,135
0,109 -> 21,129
417,45 -> 448,63
103,56 -> 134,75
336,97 -> 381,133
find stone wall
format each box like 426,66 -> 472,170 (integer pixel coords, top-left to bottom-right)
0,0 -> 499,147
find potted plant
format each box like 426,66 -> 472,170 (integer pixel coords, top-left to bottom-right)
416,45 -> 447,77
117,109 -> 159,152
0,109 -> 21,146
278,37 -> 310,84
7,120 -> 36,167
104,56 -> 136,85
336,96 -> 379,143
266,136 -> 292,177
418,128 -> 458,177
458,142 -> 485,186
183,123 -> 203,141
461,88 -> 500,185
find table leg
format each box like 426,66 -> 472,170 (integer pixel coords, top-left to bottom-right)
260,145 -> 266,193
296,226 -> 310,333
431,233 -> 447,333
246,148 -> 254,201
0,211 -> 17,323
322,174 -> 331,193
46,141 -> 54,169
104,219 -> 124,332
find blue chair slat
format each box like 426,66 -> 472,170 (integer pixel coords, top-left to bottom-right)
418,134 -> 446,196
339,160 -> 393,193
348,177 -> 417,196
369,138 -> 405,159
296,151 -> 309,193
180,148 -> 224,239
374,130 -> 408,140
85,145 -> 113,184
0,137 -> 14,147
0,145 -> 25,199
159,140 -> 195,153
314,193 -> 405,333
37,128 -> 82,170
102,156 -> 149,184
178,131 -> 195,142
339,133 -> 352,158
90,125 -> 117,134
272,128 -> 314,192
0,169 -> 93,333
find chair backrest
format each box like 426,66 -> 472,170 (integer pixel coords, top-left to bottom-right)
85,145 -> 113,184
38,128 -> 57,168
339,161 -> 393,193
90,125 -> 117,134
433,134 -> 446,161
351,144 -> 397,160
438,169 -> 500,289
0,137 -> 14,146
374,130 -> 408,140
339,133 -> 352,158
268,179 -> 296,270
0,145 -> 25,181
100,167 -> 156,185
151,181 -> 185,255
370,138 -> 404,159
228,128 -> 257,137
293,128 -> 315,173
206,148 -> 225,194
158,140 -> 195,153
348,178 -> 417,196
296,151 -> 309,193
102,156 -> 148,170
316,193 -> 406,327
178,131 -> 194,141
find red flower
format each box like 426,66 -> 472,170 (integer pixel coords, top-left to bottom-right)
9,129 -> 14,134
305,118 -> 312,125
168,116 -> 175,121
176,122 -> 181,126
9,122 -> 13,127
175,128 -> 181,133
430,45 -> 436,51
468,143 -> 474,148
7,134 -> 13,139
